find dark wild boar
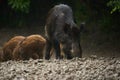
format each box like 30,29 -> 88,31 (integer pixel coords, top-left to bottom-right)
44,4 -> 84,60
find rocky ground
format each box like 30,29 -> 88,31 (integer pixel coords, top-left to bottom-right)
0,56 -> 120,80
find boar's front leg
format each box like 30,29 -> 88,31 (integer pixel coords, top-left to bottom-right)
45,39 -> 52,60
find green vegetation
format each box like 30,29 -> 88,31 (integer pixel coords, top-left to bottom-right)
8,0 -> 30,13
107,0 -> 120,14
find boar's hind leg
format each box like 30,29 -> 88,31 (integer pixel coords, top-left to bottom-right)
45,40 -> 52,60
53,39 -> 61,59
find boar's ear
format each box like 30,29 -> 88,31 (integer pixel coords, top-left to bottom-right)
71,22 -> 85,37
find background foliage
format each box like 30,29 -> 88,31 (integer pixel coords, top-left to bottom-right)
8,0 -> 30,13
107,0 -> 120,14
0,0 -> 120,32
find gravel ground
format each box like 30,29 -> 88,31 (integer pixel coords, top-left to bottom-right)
0,56 -> 120,80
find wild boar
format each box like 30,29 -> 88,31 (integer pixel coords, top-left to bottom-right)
44,4 -> 83,60
13,34 -> 46,60
2,36 -> 25,61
